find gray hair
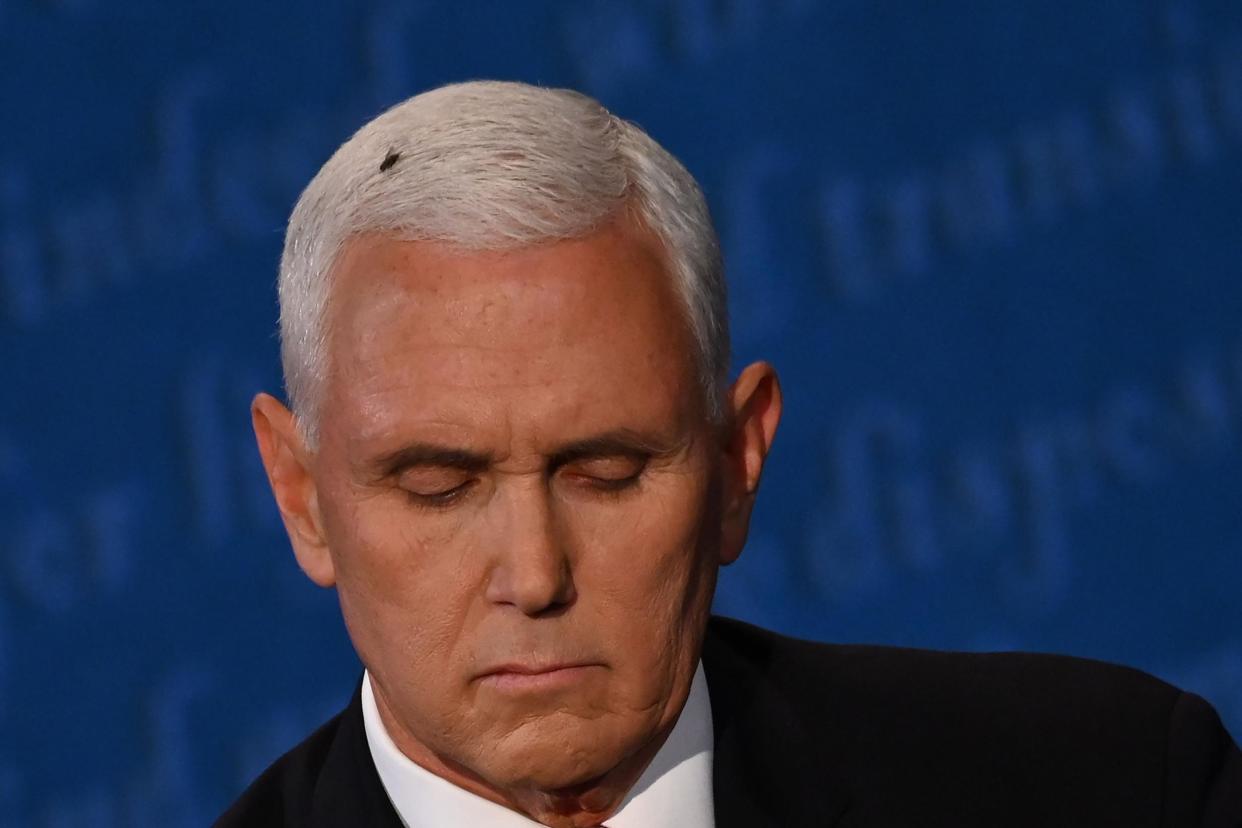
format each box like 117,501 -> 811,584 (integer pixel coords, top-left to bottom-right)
278,80 -> 728,446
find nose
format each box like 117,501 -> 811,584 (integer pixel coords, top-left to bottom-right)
484,481 -> 576,616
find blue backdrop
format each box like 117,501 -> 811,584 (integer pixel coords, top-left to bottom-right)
1,1 -> 1240,823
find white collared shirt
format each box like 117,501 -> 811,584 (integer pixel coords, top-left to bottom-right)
362,665 -> 716,828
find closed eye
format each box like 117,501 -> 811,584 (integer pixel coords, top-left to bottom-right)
403,479 -> 475,508
398,465 -> 477,508
560,455 -> 648,493
581,472 -> 642,493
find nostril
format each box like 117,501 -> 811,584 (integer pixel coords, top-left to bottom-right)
485,552 -> 577,615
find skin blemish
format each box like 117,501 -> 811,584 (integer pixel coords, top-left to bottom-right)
380,150 -> 402,172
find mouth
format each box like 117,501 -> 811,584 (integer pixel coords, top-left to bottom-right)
476,662 -> 602,692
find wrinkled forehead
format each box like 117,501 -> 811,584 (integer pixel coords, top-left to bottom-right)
315,220 -> 704,450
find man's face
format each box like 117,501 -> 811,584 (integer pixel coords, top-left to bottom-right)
306,216 -> 727,795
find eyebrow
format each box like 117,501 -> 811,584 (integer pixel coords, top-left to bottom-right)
371,444 -> 494,478
368,428 -> 685,479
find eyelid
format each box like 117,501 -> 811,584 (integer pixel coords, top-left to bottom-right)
403,478 -> 475,508
559,455 -> 649,493
398,467 -> 474,496
563,453 -> 646,475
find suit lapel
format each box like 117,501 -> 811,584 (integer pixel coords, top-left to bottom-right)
703,619 -> 852,827
308,681 -> 405,828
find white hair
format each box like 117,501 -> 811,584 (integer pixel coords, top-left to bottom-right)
279,80 -> 728,445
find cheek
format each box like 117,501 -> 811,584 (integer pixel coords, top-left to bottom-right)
325,492 -> 478,677
572,473 -> 719,635
561,479 -> 719,722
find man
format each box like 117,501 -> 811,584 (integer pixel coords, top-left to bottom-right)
217,81 -> 1241,827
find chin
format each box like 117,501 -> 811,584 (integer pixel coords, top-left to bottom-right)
481,716 -> 639,791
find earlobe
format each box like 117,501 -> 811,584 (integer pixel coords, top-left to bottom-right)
718,362 -> 783,566
251,393 -> 337,588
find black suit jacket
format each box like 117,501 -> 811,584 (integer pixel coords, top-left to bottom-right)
217,616 -> 1242,826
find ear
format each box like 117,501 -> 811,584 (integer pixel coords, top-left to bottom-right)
251,393 -> 336,587
718,362 -> 783,566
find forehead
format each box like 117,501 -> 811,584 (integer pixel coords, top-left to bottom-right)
320,218 -> 701,450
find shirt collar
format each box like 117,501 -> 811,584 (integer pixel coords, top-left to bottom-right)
362,665 -> 715,828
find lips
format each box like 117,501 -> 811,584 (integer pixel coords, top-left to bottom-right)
476,662 -> 602,692
480,661 -> 588,677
